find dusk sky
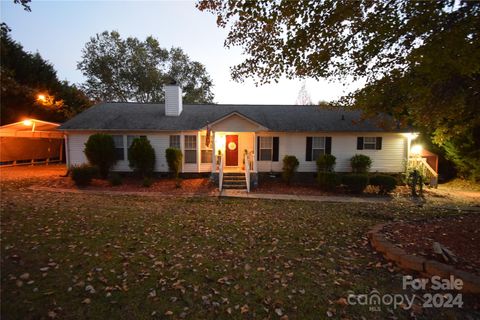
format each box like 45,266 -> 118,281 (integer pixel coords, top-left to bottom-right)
1,0 -> 364,104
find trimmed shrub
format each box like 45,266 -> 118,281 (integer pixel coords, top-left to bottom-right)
282,155 -> 299,184
84,134 -> 117,178
71,164 -> 97,187
342,174 -> 369,194
128,137 -> 156,177
316,154 -> 336,172
317,172 -> 340,191
350,154 -> 372,173
142,177 -> 154,188
108,172 -> 123,186
370,174 -> 397,195
165,148 -> 183,179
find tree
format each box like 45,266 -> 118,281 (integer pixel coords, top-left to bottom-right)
84,134 -> 117,179
165,147 -> 183,181
14,0 -> 31,11
128,137 -> 156,178
77,31 -> 215,103
198,1 -> 480,179
282,155 -> 299,185
1,0 -> 32,32
295,81 -> 312,105
0,29 -> 92,124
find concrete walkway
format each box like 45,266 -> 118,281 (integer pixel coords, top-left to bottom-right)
221,189 -> 389,203
28,186 -> 390,203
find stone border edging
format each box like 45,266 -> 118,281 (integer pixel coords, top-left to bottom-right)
368,223 -> 480,294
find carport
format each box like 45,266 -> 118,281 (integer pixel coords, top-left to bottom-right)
0,119 -> 64,166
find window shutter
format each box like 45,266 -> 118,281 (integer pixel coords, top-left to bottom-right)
357,137 -> 364,150
257,136 -> 260,161
306,137 -> 312,161
325,137 -> 332,155
376,137 -> 382,150
272,137 -> 279,161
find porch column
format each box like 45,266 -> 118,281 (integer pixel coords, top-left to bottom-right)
64,134 -> 70,167
211,131 -> 216,171
253,132 -> 258,173
59,138 -> 64,162
180,133 -> 185,173
197,132 -> 201,173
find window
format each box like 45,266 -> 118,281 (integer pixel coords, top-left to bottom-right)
169,135 -> 180,149
364,137 -> 376,150
201,135 -> 212,163
306,136 -> 331,161
259,137 -> 273,161
112,135 -> 125,161
312,137 -> 325,160
357,137 -> 382,150
184,135 -> 197,164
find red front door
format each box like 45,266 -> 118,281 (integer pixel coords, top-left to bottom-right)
225,135 -> 238,166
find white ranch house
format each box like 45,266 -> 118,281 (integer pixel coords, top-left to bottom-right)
60,84 -> 429,191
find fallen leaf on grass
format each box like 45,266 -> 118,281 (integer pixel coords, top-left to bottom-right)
240,304 -> 249,314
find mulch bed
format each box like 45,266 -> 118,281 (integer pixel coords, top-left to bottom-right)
35,175 -> 216,194
382,215 -> 480,276
253,179 -> 413,197
254,179 -> 335,196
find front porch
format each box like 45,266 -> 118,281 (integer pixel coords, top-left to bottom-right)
209,130 -> 258,191
203,111 -> 268,191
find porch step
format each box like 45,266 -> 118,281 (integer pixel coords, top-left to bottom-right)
224,176 -> 244,182
223,184 -> 247,189
223,172 -> 244,177
222,173 -> 247,190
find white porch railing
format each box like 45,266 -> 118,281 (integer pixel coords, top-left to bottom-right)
244,153 -> 250,192
218,154 -> 225,191
408,156 -> 438,187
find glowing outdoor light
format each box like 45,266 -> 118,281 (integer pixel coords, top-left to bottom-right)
411,144 -> 423,155
22,119 -> 33,126
214,134 -> 225,151
402,132 -> 419,141
37,94 -> 46,102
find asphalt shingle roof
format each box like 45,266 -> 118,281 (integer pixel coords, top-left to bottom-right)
59,103 -> 407,132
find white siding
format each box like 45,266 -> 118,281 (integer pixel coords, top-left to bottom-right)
66,131 -> 407,174
67,131 -> 192,173
164,85 -> 182,116
68,133 -> 89,167
149,134 -> 170,172
211,114 -> 263,132
256,132 -> 407,173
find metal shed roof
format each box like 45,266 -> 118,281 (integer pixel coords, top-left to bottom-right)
0,119 -> 63,138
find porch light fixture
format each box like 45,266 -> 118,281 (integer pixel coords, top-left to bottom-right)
214,134 -> 225,151
22,119 -> 33,126
411,144 -> 423,155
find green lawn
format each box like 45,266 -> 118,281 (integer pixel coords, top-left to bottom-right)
1,178 -> 478,319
